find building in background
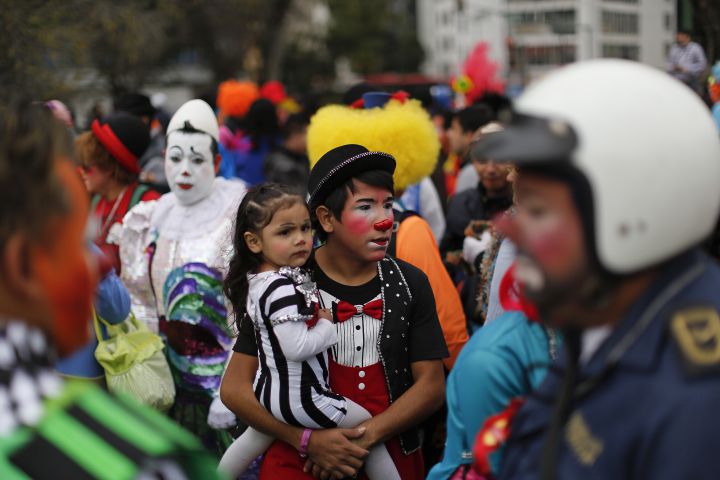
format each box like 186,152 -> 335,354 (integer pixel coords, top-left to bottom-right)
417,0 -> 677,89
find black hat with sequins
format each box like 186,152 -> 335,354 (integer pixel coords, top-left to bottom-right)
307,144 -> 396,208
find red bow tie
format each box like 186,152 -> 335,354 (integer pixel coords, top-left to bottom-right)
335,299 -> 383,322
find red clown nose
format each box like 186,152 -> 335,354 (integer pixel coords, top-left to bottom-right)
374,219 -> 393,232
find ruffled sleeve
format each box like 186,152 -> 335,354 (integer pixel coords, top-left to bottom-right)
119,200 -> 160,332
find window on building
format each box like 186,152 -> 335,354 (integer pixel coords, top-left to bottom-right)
511,45 -> 576,66
508,9 -> 576,35
664,12 -> 672,31
602,44 -> 640,60
602,11 -> 639,34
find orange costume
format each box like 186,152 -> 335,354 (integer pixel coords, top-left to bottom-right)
396,215 -> 467,369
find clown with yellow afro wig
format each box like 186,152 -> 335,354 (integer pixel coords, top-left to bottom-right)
307,94 -> 440,193
308,91 -> 469,372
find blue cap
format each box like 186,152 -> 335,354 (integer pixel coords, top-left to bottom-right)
362,92 -> 392,109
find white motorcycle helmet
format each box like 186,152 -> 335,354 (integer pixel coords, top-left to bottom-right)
475,59 -> 720,274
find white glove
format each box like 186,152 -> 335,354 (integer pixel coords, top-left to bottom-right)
207,396 -> 237,430
462,230 -> 493,265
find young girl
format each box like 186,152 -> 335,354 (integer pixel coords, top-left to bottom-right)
218,183 -> 400,479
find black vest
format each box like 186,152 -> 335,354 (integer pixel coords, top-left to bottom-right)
375,256 -> 421,454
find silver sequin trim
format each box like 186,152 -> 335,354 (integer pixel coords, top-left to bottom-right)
270,313 -> 315,327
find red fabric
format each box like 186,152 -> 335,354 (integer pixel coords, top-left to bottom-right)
260,81 -> 287,105
93,183 -> 160,273
498,263 -> 540,322
91,120 -> 141,175
390,90 -> 410,103
472,398 -> 525,476
258,360 -> 425,480
335,299 -> 383,322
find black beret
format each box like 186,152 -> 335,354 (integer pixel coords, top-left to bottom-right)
91,112 -> 151,174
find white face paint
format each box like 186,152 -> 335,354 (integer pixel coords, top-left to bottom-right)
165,131 -> 216,206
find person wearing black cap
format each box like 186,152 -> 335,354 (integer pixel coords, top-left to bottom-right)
222,144 -> 449,480
474,60 -> 720,479
75,112 -> 160,273
114,92 -> 169,192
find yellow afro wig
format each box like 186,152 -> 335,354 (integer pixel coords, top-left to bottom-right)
217,80 -> 259,118
307,99 -> 440,192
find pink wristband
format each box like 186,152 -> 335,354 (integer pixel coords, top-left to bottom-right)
298,428 -> 313,458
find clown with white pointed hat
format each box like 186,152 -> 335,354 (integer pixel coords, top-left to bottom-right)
120,99 -> 246,453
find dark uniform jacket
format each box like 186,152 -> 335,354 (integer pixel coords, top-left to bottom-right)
440,184 -> 512,254
500,249 -> 720,479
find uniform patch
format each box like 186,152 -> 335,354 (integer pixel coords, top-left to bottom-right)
566,412 -> 603,466
670,307 -> 720,373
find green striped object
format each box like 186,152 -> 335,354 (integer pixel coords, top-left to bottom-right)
0,381 -> 223,479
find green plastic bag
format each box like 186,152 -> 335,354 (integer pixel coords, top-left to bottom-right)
94,310 -> 176,412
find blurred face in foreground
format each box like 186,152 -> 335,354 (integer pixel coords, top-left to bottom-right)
33,161 -> 97,355
497,172 -> 590,325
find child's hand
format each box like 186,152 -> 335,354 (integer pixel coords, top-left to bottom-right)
318,308 -> 332,321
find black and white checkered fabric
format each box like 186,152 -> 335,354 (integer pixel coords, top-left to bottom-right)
0,320 -> 63,437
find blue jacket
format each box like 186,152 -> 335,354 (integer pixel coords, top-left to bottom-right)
500,249 -> 720,480
218,136 -> 276,186
428,311 -> 557,479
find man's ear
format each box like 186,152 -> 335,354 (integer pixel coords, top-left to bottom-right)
0,233 -> 46,302
244,231 -> 262,254
314,205 -> 334,235
214,153 -> 222,174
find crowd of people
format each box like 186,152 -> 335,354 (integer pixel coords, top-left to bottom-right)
2,31 -> 720,480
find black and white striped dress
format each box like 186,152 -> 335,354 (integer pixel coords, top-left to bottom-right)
247,270 -> 347,429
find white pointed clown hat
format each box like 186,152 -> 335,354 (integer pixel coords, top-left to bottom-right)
167,99 -> 219,142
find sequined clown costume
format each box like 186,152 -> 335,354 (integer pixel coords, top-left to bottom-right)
120,99 -> 247,454
163,262 -> 235,452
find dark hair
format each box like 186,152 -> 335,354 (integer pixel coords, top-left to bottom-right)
454,104 -> 494,133
245,98 -> 279,151
312,169 -> 394,242
168,120 -> 219,157
0,103 -> 72,250
474,93 -> 513,120
224,183 -> 307,329
281,113 -> 309,140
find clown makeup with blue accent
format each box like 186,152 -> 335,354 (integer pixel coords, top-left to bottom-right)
165,131 -> 216,206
